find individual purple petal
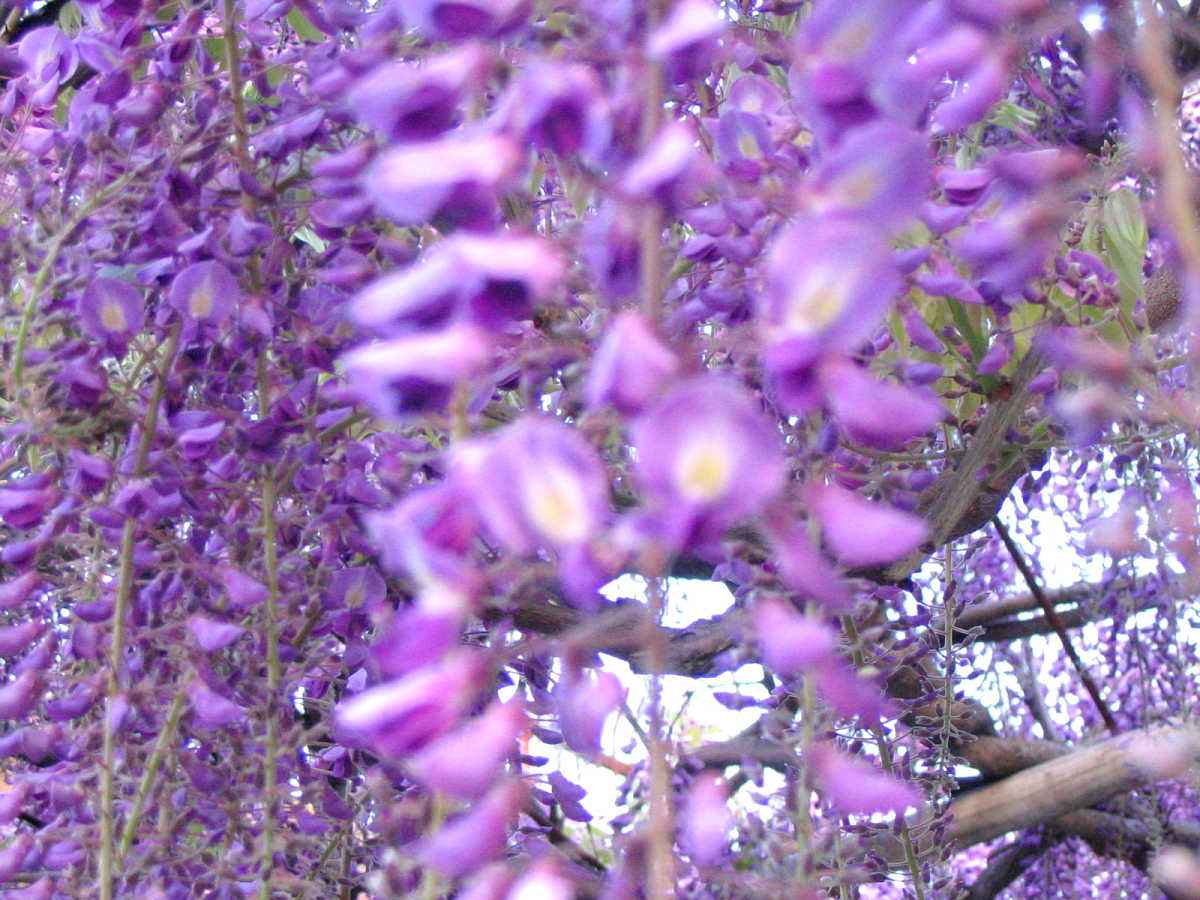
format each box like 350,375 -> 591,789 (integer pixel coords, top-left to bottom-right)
554,669 -> 624,755
632,376 -> 784,541
809,484 -> 928,567
452,417 -> 610,553
406,0 -> 530,42
340,325 -> 492,422
680,773 -> 733,866
188,679 -> 247,731
620,123 -> 710,213
811,744 -> 921,815
808,121 -> 929,230
366,483 -> 480,595
0,573 -> 40,610
0,621 -> 45,656
416,779 -> 525,878
0,671 -> 39,719
500,61 -> 609,158
647,0 -> 724,85
44,682 -> 97,721
931,52 -> 1008,132
586,312 -> 680,414
335,650 -> 484,757
754,598 -> 837,680
167,260 -> 240,322
819,358 -> 945,450
188,615 -> 244,653
405,700 -> 525,799
766,518 -> 853,613
760,217 -> 899,363
548,770 -> 592,822
365,132 -> 519,229
220,566 -> 268,611
347,44 -> 489,141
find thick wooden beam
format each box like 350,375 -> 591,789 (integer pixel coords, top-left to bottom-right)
948,725 -> 1200,849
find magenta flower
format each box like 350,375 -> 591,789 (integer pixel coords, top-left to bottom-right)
335,650 -> 484,757
416,779 -> 526,878
452,417 -> 610,553
340,325 -> 492,422
818,358 -> 945,449
364,132 -> 519,229
78,277 -> 143,354
347,44 -> 489,142
167,260 -> 240,322
632,376 -> 785,544
405,699 -> 525,799
585,311 -> 680,414
808,484 -> 928,567
754,598 -> 838,680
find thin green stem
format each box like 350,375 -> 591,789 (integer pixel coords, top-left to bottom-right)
98,323 -> 179,900
257,352 -> 282,900
118,688 -> 187,859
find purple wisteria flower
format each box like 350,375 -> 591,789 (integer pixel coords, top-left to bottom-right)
416,779 -> 525,877
335,650 -> 485,757
680,773 -> 734,866
405,699 -> 525,799
167,260 -> 240,322
347,44 -> 490,142
452,417 -> 610,557
406,0 -> 530,42
340,325 -> 492,422
586,311 -> 681,414
631,376 -> 785,547
351,233 -> 564,334
498,61 -> 610,159
818,358 -> 945,449
808,483 -> 928,567
367,482 -> 481,597
810,743 -> 921,815
77,277 -> 143,355
647,0 -> 724,85
753,597 -> 837,680
554,668 -> 624,756
364,131 -> 519,230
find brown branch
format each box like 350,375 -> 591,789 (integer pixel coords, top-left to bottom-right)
947,724 -> 1200,849
993,519 -> 1120,735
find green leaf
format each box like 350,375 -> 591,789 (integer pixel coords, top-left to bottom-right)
287,7 -> 325,42
1100,187 -> 1148,304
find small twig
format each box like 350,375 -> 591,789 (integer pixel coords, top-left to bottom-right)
993,519 -> 1120,736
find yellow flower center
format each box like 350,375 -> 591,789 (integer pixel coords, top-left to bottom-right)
526,468 -> 590,544
100,301 -> 126,332
190,284 -> 214,318
785,267 -> 852,334
675,437 -> 732,503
